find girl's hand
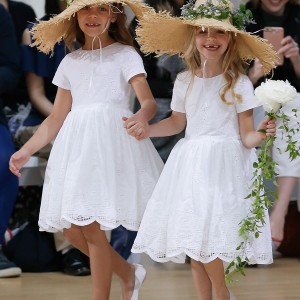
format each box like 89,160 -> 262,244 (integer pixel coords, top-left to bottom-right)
257,117 -> 276,140
122,116 -> 149,140
9,148 -> 31,177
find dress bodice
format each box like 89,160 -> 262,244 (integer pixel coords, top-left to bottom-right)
171,72 -> 258,139
52,43 -> 145,110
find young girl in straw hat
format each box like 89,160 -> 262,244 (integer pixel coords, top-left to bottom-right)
9,0 -> 163,299
131,0 -> 277,298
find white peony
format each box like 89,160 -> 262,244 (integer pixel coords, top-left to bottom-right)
254,80 -> 297,113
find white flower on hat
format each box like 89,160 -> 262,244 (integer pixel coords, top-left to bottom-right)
254,79 -> 297,113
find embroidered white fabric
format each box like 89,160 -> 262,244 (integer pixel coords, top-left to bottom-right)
38,43 -> 164,232
132,72 -> 273,264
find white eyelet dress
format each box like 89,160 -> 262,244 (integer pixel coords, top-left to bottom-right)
132,72 -> 273,265
38,43 -> 164,232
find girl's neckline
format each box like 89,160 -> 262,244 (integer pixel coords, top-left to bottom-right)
80,42 -> 118,52
194,73 -> 223,79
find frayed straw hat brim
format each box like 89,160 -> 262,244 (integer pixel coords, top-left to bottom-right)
31,0 -> 152,54
136,11 -> 278,75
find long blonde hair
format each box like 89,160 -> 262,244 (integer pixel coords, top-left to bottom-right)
64,3 -> 133,51
183,27 -> 247,104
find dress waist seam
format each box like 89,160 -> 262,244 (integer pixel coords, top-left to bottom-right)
185,135 -> 241,141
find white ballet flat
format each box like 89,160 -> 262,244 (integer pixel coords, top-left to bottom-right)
130,263 -> 146,300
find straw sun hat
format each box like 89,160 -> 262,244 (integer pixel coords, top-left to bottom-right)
31,0 -> 152,54
136,0 -> 278,74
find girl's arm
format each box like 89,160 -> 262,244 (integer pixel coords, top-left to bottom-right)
123,74 -> 157,138
238,109 -> 276,149
9,87 -> 72,176
130,74 -> 157,121
26,72 -> 53,117
124,74 -> 186,139
147,111 -> 186,138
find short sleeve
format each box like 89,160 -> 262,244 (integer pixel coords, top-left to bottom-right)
170,73 -> 188,113
234,75 -> 259,113
122,48 -> 146,82
52,56 -> 71,90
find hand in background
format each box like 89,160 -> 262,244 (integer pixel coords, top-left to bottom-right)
248,58 -> 264,85
279,36 -> 299,61
9,148 -> 31,177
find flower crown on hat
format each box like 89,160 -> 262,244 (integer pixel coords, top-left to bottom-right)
181,0 -> 255,30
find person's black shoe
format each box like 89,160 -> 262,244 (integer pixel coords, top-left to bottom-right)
62,248 -> 90,276
0,250 -> 21,278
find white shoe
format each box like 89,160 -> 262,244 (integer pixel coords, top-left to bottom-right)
130,264 -> 146,300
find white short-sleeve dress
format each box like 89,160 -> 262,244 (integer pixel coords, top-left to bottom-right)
132,72 -> 273,265
38,43 -> 164,232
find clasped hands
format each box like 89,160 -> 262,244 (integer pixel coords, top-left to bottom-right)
122,114 -> 149,141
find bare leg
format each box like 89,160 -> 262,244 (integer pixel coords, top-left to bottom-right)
80,223 -> 112,300
191,259 -> 212,300
63,226 -> 89,255
203,259 -> 230,300
64,225 -> 135,300
270,177 -> 297,244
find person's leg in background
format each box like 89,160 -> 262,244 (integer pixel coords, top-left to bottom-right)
110,226 -> 139,262
298,178 -> 300,210
0,124 -> 21,278
270,176 -> 298,249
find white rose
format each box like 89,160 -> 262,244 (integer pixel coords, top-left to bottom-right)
254,80 -> 297,113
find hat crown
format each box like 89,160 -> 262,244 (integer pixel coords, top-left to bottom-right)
181,0 -> 254,31
194,0 -> 233,11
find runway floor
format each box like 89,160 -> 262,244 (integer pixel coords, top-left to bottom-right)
1,255 -> 299,300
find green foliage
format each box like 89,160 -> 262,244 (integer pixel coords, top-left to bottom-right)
67,0 -> 74,6
225,109 -> 300,283
181,0 -> 254,30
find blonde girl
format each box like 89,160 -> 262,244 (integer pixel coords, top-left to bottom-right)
9,0 -> 163,299
130,0 -> 277,299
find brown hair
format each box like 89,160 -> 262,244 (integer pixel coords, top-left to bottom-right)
64,3 -> 133,50
183,27 -> 246,104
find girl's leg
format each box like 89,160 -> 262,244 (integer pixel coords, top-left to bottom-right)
270,177 -> 297,246
191,259 -> 212,300
63,226 -> 90,255
202,259 -> 230,300
64,225 -> 135,300
81,222 -> 112,300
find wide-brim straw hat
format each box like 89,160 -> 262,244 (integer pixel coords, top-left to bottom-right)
31,0 -> 152,54
136,0 -> 278,74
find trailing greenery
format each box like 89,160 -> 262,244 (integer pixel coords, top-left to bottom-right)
225,109 -> 300,283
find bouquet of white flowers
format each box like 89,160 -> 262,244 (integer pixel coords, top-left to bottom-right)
255,80 -> 299,160
225,80 -> 299,282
